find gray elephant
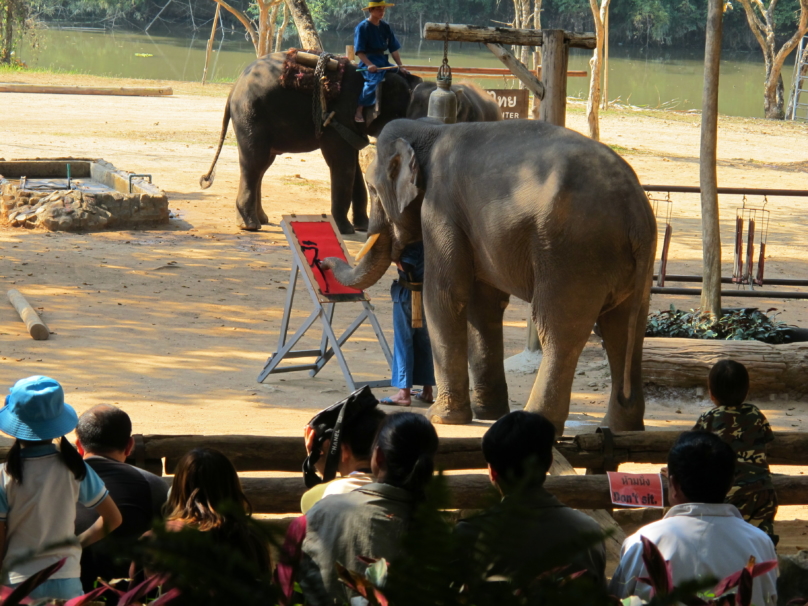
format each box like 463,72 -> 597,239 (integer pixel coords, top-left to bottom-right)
200,52 -> 421,234
407,81 -> 501,122
322,119 -> 657,433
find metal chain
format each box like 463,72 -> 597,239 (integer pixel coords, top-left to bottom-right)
313,52 -> 334,139
439,23 -> 452,82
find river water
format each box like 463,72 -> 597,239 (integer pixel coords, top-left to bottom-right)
16,26 -> 796,119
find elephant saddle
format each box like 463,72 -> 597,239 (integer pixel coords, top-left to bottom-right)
281,49 -> 350,101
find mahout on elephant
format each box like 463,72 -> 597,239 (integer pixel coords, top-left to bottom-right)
407,81 -> 501,122
322,118 -> 657,433
200,51 -> 421,235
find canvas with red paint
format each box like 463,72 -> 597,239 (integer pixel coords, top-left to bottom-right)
290,221 -> 363,296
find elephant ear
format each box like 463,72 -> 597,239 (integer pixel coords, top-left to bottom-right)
454,87 -> 468,120
387,138 -> 422,213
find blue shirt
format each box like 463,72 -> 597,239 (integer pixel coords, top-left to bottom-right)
354,19 -> 401,57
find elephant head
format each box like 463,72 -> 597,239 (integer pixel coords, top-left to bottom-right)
365,73 -> 423,138
322,120 -> 434,290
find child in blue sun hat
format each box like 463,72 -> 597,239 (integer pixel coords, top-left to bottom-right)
0,376 -> 122,600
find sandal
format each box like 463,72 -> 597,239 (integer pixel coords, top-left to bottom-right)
411,389 -> 434,404
380,396 -> 410,407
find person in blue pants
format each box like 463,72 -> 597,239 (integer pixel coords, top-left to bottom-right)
381,242 -> 436,407
353,1 -> 409,123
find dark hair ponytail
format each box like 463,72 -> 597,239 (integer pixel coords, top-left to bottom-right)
4,437 -> 86,484
374,413 -> 438,497
5,441 -> 22,483
60,436 -> 87,481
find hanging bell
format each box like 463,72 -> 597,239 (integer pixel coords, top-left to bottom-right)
427,63 -> 457,124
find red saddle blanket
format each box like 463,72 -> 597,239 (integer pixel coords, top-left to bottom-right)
280,49 -> 350,101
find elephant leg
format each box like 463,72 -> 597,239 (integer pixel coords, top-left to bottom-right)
235,149 -> 275,232
424,225 -> 474,425
599,292 -> 650,431
321,137 -> 357,235
351,159 -> 369,231
467,281 -> 511,421
525,285 -> 605,436
256,155 -> 276,225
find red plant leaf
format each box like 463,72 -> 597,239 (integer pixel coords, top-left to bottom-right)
96,578 -> 126,597
372,586 -> 389,606
639,536 -> 673,597
275,515 -> 307,606
750,560 -> 778,578
787,599 -> 808,606
714,559 -> 778,597
714,570 -> 743,597
149,587 -> 181,605
117,574 -> 166,606
64,585 -> 112,606
734,568 -> 753,606
4,558 -> 66,606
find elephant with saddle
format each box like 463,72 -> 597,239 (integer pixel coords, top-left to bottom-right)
322,119 -> 657,434
407,81 -> 501,122
200,51 -> 422,235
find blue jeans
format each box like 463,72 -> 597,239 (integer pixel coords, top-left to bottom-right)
391,286 -> 435,389
12,577 -> 83,600
359,54 -> 397,107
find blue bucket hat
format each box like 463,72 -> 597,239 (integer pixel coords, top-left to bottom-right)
0,376 -> 79,441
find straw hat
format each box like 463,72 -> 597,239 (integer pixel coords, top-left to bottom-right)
362,1 -> 395,10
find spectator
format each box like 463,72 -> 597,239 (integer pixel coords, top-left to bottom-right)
298,412 -> 438,605
610,431 -> 778,606
0,376 -> 122,600
693,359 -> 778,544
74,404 -> 169,591
164,448 -> 270,571
301,403 -> 386,513
454,411 -> 607,589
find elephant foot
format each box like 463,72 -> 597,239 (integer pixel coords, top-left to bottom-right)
238,212 -> 262,232
427,402 -> 473,425
472,401 -> 509,421
334,218 -> 355,235
258,209 -> 270,225
602,412 -> 645,432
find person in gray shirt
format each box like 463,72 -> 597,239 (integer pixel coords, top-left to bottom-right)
74,405 -> 168,591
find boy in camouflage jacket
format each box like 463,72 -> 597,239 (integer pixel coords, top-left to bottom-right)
693,359 -> 778,544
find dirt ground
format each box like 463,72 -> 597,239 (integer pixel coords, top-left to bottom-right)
1,71 -> 807,553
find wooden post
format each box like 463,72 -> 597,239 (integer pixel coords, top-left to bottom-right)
602,8 -> 609,110
284,0 -> 322,52
346,44 -> 355,61
7,289 -> 49,340
532,50 -> 541,118
700,0 -> 724,316
485,43 -> 545,100
540,30 -> 569,126
201,4 -> 221,85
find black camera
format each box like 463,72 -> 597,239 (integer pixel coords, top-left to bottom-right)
303,385 -> 379,488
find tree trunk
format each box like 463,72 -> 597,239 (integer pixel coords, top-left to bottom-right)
1,0 -> 13,64
275,2 -> 289,52
586,0 -> 609,141
284,0 -> 322,52
699,0 -> 723,316
201,4 -> 220,84
601,8 -> 609,110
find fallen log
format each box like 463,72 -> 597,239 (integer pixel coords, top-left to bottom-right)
642,337 -> 808,396
7,289 -> 49,340
0,84 -> 173,97
184,473 -> 808,514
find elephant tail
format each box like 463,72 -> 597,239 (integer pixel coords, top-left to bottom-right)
199,92 -> 232,189
621,245 -> 655,400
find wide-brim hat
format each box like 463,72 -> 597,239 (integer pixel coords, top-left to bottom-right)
362,1 -> 395,10
0,376 -> 79,441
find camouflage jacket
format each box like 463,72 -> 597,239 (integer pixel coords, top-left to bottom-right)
694,403 -> 774,489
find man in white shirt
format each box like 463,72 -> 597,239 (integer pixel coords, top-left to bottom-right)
610,431 -> 778,606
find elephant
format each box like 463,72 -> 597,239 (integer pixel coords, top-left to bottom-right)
321,118 -> 657,434
407,81 -> 502,122
200,52 -> 422,235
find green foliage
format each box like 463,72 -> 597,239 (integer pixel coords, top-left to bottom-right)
646,305 -> 791,344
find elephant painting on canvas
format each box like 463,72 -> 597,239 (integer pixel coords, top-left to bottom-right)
322,118 -> 657,434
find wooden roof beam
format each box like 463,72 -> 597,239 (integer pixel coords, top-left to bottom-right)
423,23 -> 597,50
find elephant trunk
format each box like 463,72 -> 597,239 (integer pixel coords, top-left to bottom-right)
327,227 -> 393,291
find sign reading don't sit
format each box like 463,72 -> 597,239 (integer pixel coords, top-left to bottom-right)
486,89 -> 530,119
607,472 -> 665,508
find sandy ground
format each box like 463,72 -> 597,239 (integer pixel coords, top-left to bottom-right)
1,71 -> 807,552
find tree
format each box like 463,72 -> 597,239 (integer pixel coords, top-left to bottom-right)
209,0 -> 321,59
736,0 -> 808,118
586,0 -> 611,140
1,0 -> 17,64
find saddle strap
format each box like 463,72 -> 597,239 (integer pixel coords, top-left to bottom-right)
328,119 -> 371,151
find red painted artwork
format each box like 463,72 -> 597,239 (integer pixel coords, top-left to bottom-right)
290,221 -> 364,296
